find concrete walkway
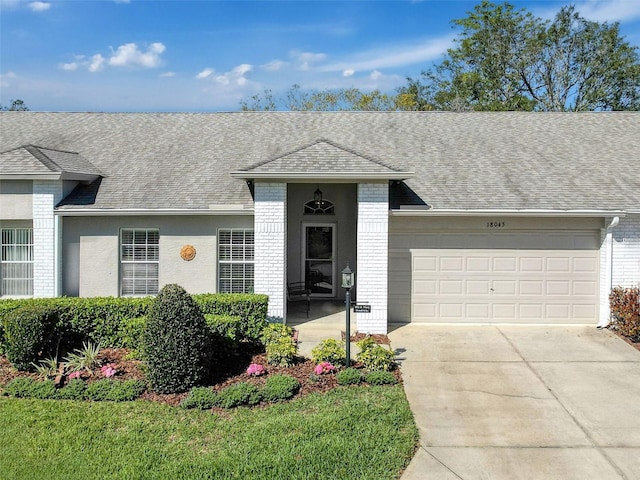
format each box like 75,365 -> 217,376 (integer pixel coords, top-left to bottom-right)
389,324 -> 640,480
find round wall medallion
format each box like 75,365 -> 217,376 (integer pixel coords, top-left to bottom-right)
180,244 -> 196,261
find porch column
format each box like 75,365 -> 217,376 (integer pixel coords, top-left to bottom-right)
254,182 -> 287,322
32,180 -> 63,297
356,183 -> 388,334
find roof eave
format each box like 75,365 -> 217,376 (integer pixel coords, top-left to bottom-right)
390,208 -> 628,217
230,171 -> 414,182
0,173 -> 62,180
54,207 -> 254,216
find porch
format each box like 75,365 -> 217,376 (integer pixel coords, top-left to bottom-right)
286,300 -> 357,358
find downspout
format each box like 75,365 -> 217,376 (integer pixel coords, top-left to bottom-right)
597,216 -> 619,328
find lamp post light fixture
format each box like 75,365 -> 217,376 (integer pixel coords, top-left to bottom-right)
341,264 -> 354,365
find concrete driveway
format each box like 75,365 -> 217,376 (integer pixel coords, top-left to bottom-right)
388,324 -> 640,480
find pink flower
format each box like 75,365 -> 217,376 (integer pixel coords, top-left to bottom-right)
246,363 -> 266,376
314,362 -> 336,375
68,371 -> 82,380
100,364 -> 117,378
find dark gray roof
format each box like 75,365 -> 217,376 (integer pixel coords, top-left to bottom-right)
240,138 -> 406,175
0,145 -> 101,176
0,111 -> 638,212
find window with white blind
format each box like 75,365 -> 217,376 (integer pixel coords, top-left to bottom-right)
120,229 -> 159,296
218,229 -> 254,293
1,228 -> 34,296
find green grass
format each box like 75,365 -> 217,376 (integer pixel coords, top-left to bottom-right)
0,385 -> 418,480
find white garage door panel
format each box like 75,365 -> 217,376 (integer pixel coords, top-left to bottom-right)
410,246 -> 599,324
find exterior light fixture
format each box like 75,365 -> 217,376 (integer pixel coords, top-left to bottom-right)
341,263 -> 354,365
314,185 -> 323,207
341,264 -> 354,290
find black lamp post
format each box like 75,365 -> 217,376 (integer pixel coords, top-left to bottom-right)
341,264 -> 354,366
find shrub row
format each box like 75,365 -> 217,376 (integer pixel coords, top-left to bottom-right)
181,374 -> 300,410
610,287 -> 640,342
336,368 -> 397,386
0,293 -> 268,371
3,377 -> 146,402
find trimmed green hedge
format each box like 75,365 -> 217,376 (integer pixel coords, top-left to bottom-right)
0,293 -> 269,369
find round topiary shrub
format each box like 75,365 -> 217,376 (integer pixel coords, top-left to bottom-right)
261,374 -> 300,402
364,371 -> 397,385
143,284 -> 211,394
215,382 -> 262,409
311,338 -> 347,366
180,386 -> 218,410
3,305 -> 58,371
336,368 -> 362,386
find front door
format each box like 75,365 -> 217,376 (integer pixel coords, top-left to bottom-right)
302,223 -> 336,297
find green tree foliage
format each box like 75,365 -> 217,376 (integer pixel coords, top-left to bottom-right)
143,284 -> 211,393
0,99 -> 29,111
240,84 -> 406,111
398,1 -> 640,111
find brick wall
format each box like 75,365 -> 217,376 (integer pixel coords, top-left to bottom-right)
254,183 -> 287,322
32,180 -> 62,297
599,214 -> 640,325
356,183 -> 388,334
612,214 -> 640,287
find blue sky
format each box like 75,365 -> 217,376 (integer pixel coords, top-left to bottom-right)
1,0 -> 640,112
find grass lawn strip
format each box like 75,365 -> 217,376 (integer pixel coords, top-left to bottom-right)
0,385 -> 417,480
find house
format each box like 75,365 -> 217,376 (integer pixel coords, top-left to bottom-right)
1,111 -> 639,334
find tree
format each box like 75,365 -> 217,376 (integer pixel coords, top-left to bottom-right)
0,99 -> 29,111
240,84 -> 405,111
399,1 -> 640,111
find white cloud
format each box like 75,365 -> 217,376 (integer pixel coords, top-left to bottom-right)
291,51 -> 327,71
61,42 -> 166,73
89,54 -> 105,73
370,70 -> 383,80
108,42 -> 165,68
572,0 -> 640,22
196,68 -> 214,80
262,60 -> 286,72
160,71 -> 175,78
28,1 -> 50,12
319,35 -> 453,73
535,0 -> 640,23
343,69 -> 355,77
215,64 -> 252,86
0,71 -> 17,88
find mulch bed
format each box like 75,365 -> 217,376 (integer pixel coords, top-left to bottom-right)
343,331 -> 391,344
1,333 -> 401,408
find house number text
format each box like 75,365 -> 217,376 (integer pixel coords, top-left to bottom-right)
486,221 -> 506,228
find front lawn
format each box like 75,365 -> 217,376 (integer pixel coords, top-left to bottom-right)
0,385 -> 417,480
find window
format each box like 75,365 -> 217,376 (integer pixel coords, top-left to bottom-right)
304,199 -> 335,215
218,229 -> 254,293
1,228 -> 34,296
120,229 -> 159,296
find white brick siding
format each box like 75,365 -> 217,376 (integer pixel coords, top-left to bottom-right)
32,180 -> 62,297
599,214 -> 640,325
254,183 -> 287,322
612,214 -> 640,287
356,183 -> 388,334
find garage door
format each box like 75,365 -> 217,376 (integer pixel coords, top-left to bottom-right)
389,230 -> 600,324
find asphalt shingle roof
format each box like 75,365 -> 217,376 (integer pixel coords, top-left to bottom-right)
0,145 -> 100,176
0,111 -> 638,212
241,138 -> 406,174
